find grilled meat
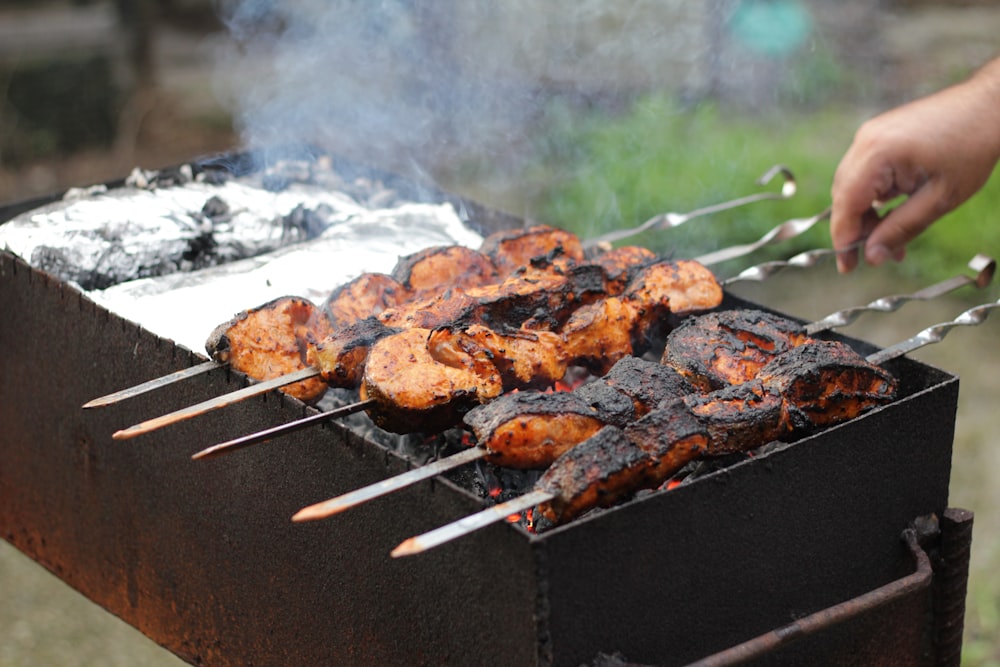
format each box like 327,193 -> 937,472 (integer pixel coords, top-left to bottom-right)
478,224 -> 585,277
391,245 -> 500,293
305,316 -> 401,388
205,296 -> 332,403
324,272 -> 409,330
463,392 -> 609,468
530,337 -> 899,528
360,328 -> 503,434
534,403 -> 710,525
462,357 -> 689,469
662,309 -> 813,390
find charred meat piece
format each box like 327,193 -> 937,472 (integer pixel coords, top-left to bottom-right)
589,245 -> 658,295
534,404 -> 709,526
205,296 -> 332,403
478,224 -> 585,277
560,297 -> 639,375
361,327 -> 503,434
681,382 -> 787,455
391,245 -> 500,294
376,259 -> 607,331
305,316 -> 400,388
759,339 -> 898,432
464,392 -> 607,468
324,272 -> 410,330
598,355 -> 695,417
662,309 -> 813,391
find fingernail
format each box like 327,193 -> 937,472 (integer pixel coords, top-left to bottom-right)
865,244 -> 890,266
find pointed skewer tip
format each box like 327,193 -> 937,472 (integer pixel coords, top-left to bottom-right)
390,537 -> 424,558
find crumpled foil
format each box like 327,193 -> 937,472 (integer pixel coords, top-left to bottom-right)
1,162 -> 483,353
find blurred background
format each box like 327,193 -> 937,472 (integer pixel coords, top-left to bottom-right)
1,0 -> 999,665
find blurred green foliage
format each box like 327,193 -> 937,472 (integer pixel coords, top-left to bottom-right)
516,93 -> 1000,286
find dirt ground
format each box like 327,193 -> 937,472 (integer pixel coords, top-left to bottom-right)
2,3 -> 1000,666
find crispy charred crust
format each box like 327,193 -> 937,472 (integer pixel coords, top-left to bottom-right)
535,426 -> 653,526
590,245 -> 659,294
572,381 -> 637,427
622,400 -> 710,479
663,309 -> 811,390
760,339 -> 898,431
600,356 -> 694,415
390,245 -> 499,293
464,391 -> 605,468
682,382 -> 787,455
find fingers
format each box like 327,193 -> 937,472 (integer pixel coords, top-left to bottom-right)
862,184 -> 944,265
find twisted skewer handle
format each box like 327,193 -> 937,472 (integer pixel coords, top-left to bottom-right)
804,254 -> 995,334
868,298 -> 1000,366
587,165 -> 796,247
696,207 -> 830,267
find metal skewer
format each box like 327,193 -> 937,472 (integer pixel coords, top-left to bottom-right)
83,360 -> 222,409
585,165 -> 797,247
111,367 -> 320,440
290,259 -> 994,523
393,297 -> 1000,557
113,209 -> 829,442
84,169 -> 794,411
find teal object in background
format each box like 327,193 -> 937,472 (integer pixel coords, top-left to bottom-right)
729,0 -> 813,56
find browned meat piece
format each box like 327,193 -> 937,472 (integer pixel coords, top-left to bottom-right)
305,316 -> 400,388
478,224 -> 585,277
662,309 -> 813,391
361,328 -> 503,434
623,259 -> 723,317
324,273 -> 410,330
560,297 -> 638,375
571,380 -> 637,428
205,296 -> 332,403
759,339 -> 897,431
464,392 -> 607,468
534,404 -> 709,525
428,324 -> 568,390
391,245 -> 500,294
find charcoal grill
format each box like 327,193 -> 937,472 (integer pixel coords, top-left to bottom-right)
0,152 -> 971,666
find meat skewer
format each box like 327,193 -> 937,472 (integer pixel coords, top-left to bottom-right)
392,300 -> 1000,557
84,204 -> 821,412
288,260 -> 993,522
192,252 -> 989,475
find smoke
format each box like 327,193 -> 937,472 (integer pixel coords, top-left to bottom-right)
211,1 -> 544,178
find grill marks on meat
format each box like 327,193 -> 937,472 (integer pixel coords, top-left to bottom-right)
205,296 -> 332,403
306,317 -> 400,387
662,309 -> 812,390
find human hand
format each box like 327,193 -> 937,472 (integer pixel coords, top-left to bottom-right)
830,62 -> 1000,272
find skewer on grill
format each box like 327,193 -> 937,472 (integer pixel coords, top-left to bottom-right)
108,208 -> 833,441
391,298 -> 1000,557
287,259 -> 993,522
84,178 -> 795,412
193,249 -> 991,463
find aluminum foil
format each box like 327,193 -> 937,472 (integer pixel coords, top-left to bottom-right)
1,162 -> 483,353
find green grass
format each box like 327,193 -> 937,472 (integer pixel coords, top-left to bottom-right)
495,93 -> 1000,289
